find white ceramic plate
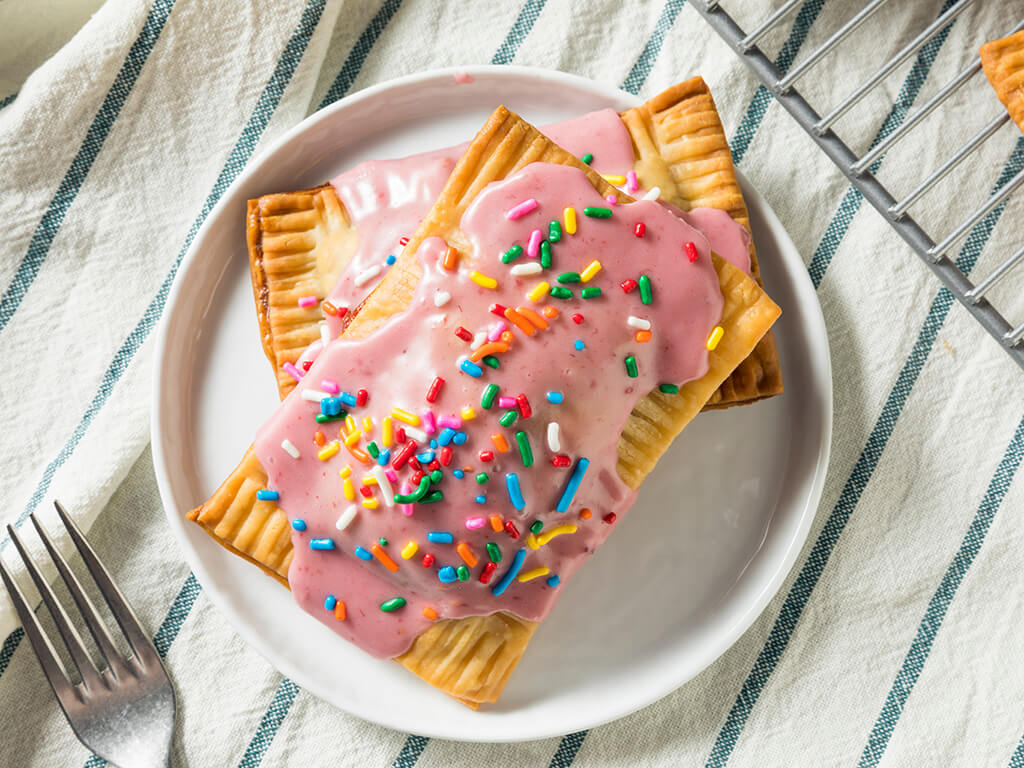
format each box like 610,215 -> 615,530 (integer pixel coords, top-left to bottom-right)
152,66 -> 832,742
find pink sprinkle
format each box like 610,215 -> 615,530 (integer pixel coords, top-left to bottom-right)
385,468 -> 398,483
626,170 -> 638,193
527,229 -> 542,258
422,410 -> 437,435
321,379 -> 340,394
297,295 -> 318,308
488,321 -> 507,342
282,362 -> 303,381
606,195 -> 618,205
400,483 -> 414,516
465,516 -> 487,530
497,396 -> 517,409
506,198 -> 539,220
437,415 -> 462,430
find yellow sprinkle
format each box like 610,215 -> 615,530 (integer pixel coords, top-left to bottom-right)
525,534 -> 540,550
343,477 -> 355,501
343,430 -> 362,447
517,566 -> 550,583
344,415 -> 357,434
563,206 -> 577,235
580,260 -> 602,282
527,281 -> 550,303
470,270 -> 498,290
600,174 -> 626,185
361,474 -> 378,486
361,498 -> 379,510
382,416 -> 394,447
537,524 -> 578,546
401,541 -> 419,560
362,416 -> 374,433
317,441 -> 340,461
460,406 -> 476,421
706,325 -> 724,351
390,407 -> 421,426
339,466 -> 352,478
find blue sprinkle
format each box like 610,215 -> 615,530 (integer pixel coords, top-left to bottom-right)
556,457 -> 590,513
416,450 -> 436,464
505,473 -> 525,511
377,448 -> 390,466
324,595 -> 337,611
546,391 -> 564,404
475,495 -> 486,504
427,531 -> 454,544
438,566 -> 457,583
321,397 -> 343,416
492,548 -> 527,596
453,469 -> 465,479
340,392 -> 358,407
460,359 -> 483,378
291,519 -> 307,531
452,431 -> 468,445
546,575 -> 560,588
430,439 -> 438,449
386,253 -> 396,265
256,489 -> 279,501
310,538 -> 335,550
354,546 -> 372,560
574,339 -> 585,350
437,428 -> 456,446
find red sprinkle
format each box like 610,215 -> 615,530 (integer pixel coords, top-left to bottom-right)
301,359 -> 313,372
552,455 -> 571,467
634,222 -> 646,238
489,303 -> 508,318
399,236 -> 410,246
455,326 -> 473,342
515,393 -> 532,419
408,458 -> 423,474
571,313 -> 584,325
359,485 -> 373,498
603,513 -> 617,524
504,521 -> 521,539
479,561 -> 498,584
422,553 -> 435,568
395,427 -> 407,443
356,389 -> 368,406
426,376 -> 445,403
439,446 -> 453,466
392,440 -> 417,469
411,470 -> 426,486
427,459 -> 441,472
337,306 -> 349,317
620,279 -> 638,293
685,241 -> 698,263
479,450 -> 495,463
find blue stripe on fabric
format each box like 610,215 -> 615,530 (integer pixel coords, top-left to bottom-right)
316,0 -> 404,110
858,415 -> 1024,767
0,627 -> 23,680
705,136 -> 1024,768
0,91 -> 17,110
0,0 -> 177,337
491,0 -> 548,65
549,730 -> 588,767
730,0 -> 825,166
1011,731 -> 1024,768
0,0 -> 327,558
391,735 -> 430,768
620,0 -> 687,95
237,678 -> 301,768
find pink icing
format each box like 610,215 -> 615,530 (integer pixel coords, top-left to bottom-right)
254,162 -> 724,659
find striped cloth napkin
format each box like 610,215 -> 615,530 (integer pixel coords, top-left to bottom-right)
2,0 -> 1024,765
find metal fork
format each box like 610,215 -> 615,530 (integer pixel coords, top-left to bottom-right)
0,501 -> 175,768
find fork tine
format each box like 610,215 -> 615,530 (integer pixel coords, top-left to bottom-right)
31,513 -> 127,680
53,501 -> 157,667
7,524 -> 101,689
0,554 -> 76,702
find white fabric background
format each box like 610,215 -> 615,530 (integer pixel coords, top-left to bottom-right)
1,1 -> 1023,766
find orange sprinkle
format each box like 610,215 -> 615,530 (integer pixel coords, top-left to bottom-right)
635,330 -> 652,343
422,606 -> 438,621
489,514 -> 504,532
346,444 -> 372,464
491,433 -> 510,453
313,430 -> 326,446
500,330 -> 514,345
334,601 -> 346,621
504,307 -> 536,336
515,306 -> 548,330
442,245 -> 459,271
579,508 -> 593,520
456,542 -> 478,568
541,306 -> 559,319
371,543 -> 399,572
322,301 -> 339,316
470,341 -> 509,362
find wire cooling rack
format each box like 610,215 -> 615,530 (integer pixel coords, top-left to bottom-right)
693,0 -> 1024,371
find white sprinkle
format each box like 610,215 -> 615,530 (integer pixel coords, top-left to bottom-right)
472,332 -> 488,349
642,186 -> 661,201
404,425 -> 428,443
281,439 -> 300,459
547,422 -> 561,452
320,322 -> 331,347
371,465 -> 395,507
510,262 -> 543,277
627,315 -> 651,330
434,290 -> 451,307
335,505 -> 358,531
353,264 -> 382,287
301,389 -> 330,402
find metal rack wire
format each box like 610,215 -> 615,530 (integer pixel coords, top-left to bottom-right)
693,0 -> 1024,371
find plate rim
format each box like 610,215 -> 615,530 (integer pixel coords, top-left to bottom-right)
151,64 -> 832,742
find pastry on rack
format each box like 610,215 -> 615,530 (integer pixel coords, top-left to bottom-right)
981,29 -> 1024,135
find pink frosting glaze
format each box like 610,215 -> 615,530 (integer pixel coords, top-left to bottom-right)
254,162 -> 725,659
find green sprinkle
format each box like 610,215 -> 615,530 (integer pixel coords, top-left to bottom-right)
540,239 -> 552,269
550,286 -> 573,300
380,597 -> 406,612
379,537 -> 388,546
581,153 -> 593,164
529,520 -> 543,534
515,431 -> 533,468
315,411 -> 347,423
481,383 -> 499,409
658,383 -> 680,394
456,565 -> 470,581
429,469 -> 443,485
393,475 -> 430,503
482,355 -> 500,369
549,220 -> 561,243
557,272 -> 581,284
498,410 -> 518,428
487,542 -> 502,563
421,490 -> 444,503
638,274 -> 653,305
583,206 -> 612,218
501,244 -> 523,264
625,355 -> 639,378
366,441 -> 380,458
475,472 -> 489,485
581,286 -> 601,299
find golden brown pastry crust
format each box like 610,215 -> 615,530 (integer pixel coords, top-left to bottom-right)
981,29 -> 1024,136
